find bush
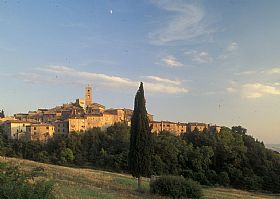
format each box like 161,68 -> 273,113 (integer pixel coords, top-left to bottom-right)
218,171 -> 230,187
150,175 -> 203,199
0,162 -> 55,199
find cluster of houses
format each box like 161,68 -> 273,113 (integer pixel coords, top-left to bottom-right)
0,86 -> 221,142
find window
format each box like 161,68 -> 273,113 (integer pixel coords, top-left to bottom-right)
34,127 -> 36,130
46,126 -> 49,130
62,129 -> 65,132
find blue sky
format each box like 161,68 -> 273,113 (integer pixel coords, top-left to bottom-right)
1,0 -> 280,143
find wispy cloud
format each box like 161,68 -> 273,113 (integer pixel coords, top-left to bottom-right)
161,55 -> 183,67
149,0 -> 213,45
227,81 -> 280,98
234,70 -> 258,76
18,65 -> 188,94
185,50 -> 213,64
145,75 -> 181,85
219,42 -> 239,60
235,67 -> 280,76
227,42 -> 239,52
242,83 -> 280,98
266,67 -> 280,74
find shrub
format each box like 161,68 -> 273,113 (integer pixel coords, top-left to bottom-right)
206,170 -> 218,185
150,175 -> 203,199
0,162 -> 55,199
218,171 -> 230,187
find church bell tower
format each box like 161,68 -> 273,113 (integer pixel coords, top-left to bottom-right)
85,85 -> 92,107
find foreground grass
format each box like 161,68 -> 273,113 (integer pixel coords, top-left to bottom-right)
1,156 -> 279,199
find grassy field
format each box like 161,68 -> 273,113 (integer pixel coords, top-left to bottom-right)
0,156 -> 279,199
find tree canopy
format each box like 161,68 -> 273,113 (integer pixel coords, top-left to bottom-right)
128,82 -> 153,189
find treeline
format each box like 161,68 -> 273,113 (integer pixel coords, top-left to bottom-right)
0,123 -> 280,193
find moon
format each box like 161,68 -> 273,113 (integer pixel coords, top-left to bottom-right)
110,10 -> 113,14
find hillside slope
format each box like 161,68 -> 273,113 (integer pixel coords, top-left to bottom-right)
0,156 -> 279,199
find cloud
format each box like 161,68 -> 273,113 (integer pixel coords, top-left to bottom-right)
235,67 -> 280,76
242,83 -> 280,98
145,75 -> 181,85
266,67 -> 280,74
227,81 -> 280,98
20,65 -> 188,94
234,70 -> 258,76
149,0 -> 212,45
218,42 -> 239,60
185,50 -> 213,64
145,82 -> 188,94
161,55 -> 183,67
227,42 -> 239,51
226,87 -> 236,93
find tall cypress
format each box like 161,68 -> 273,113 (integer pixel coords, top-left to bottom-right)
128,82 -> 152,190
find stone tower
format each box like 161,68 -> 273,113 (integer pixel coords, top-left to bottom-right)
85,85 -> 92,107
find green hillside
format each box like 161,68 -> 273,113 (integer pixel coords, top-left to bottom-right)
0,156 -> 279,199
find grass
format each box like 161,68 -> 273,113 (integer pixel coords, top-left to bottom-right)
1,156 -> 280,199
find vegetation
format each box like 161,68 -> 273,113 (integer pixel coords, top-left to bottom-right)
128,82 -> 152,190
150,175 -> 203,199
1,156 -> 279,199
0,162 -> 54,199
0,109 -> 4,118
1,122 -> 280,194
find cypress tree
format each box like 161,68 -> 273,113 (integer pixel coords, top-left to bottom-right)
0,110 -> 4,118
128,82 -> 152,190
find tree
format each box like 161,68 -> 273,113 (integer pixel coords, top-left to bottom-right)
128,82 -> 152,190
0,109 -> 4,118
232,126 -> 247,135
59,148 -> 74,164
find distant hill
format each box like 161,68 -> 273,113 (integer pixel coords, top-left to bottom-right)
1,156 -> 279,199
266,144 -> 280,153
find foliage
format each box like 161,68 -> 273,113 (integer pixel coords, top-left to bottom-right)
0,109 -> 4,118
1,120 -> 280,193
0,162 -> 55,199
59,148 -> 74,164
128,82 -> 152,179
150,175 -> 203,199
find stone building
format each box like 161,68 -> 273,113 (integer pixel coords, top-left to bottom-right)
85,85 -> 92,108
2,120 -> 31,140
4,85 -> 221,141
68,117 -> 86,133
26,123 -> 55,142
150,121 -> 187,135
187,122 -> 210,132
53,120 -> 69,135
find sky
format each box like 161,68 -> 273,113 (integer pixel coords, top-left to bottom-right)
0,0 -> 280,144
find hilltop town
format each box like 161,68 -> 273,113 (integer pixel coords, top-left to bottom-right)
0,85 -> 221,142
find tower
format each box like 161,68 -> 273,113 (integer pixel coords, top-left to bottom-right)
85,85 -> 92,107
